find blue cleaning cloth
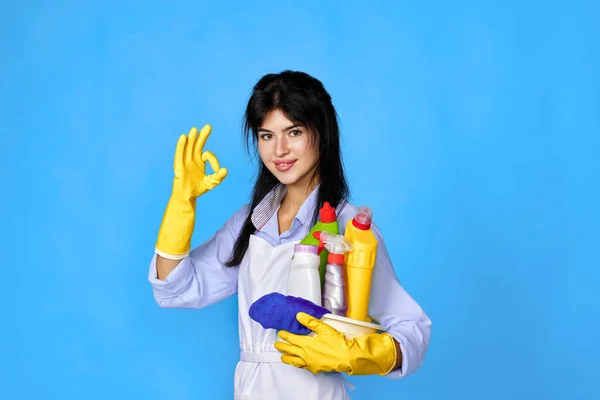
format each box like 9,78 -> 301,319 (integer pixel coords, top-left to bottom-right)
249,292 -> 331,335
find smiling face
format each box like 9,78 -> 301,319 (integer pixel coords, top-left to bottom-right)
257,109 -> 320,191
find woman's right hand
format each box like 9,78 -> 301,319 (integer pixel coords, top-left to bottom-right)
155,125 -> 227,261
171,125 -> 228,201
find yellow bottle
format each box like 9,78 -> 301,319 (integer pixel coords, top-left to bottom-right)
343,206 -> 378,322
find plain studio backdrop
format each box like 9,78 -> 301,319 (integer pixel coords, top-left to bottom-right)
2,1 -> 598,399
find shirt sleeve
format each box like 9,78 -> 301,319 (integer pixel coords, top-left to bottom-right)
368,224 -> 432,379
148,205 -> 250,309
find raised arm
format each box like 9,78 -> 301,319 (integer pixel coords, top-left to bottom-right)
154,125 -> 228,279
149,124 -> 246,309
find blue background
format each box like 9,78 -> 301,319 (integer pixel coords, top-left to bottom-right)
2,0 -> 599,399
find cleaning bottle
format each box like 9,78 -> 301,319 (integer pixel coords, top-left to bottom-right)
298,202 -> 339,286
287,244 -> 322,306
313,231 -> 353,316
343,206 -> 378,322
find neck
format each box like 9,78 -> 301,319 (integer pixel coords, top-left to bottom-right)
281,176 -> 319,213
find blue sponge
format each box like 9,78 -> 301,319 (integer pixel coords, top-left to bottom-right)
249,292 -> 331,335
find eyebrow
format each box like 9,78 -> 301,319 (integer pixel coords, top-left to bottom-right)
257,124 -> 304,133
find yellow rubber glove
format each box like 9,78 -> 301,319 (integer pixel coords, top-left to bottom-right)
274,312 -> 397,376
155,125 -> 228,259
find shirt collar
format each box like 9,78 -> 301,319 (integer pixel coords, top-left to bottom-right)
251,183 -> 321,231
250,183 -> 287,230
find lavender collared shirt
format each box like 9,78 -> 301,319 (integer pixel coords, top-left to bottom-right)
148,184 -> 431,379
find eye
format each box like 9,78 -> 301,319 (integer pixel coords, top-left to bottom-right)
260,133 -> 273,140
289,129 -> 302,137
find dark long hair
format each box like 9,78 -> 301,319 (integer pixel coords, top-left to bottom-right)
225,70 -> 350,267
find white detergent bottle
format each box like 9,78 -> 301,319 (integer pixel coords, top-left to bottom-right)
287,244 -> 322,306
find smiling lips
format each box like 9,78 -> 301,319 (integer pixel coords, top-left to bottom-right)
274,160 -> 296,172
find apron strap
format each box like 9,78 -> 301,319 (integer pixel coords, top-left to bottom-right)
240,351 -> 284,363
241,351 -> 357,393
342,376 -> 356,392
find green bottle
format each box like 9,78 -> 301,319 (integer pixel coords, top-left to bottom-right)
299,202 -> 339,286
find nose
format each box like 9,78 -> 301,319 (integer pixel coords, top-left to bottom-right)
274,135 -> 290,157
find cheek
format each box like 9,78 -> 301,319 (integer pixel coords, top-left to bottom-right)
290,137 -> 311,156
257,142 -> 271,162
294,140 -> 318,165
306,146 -> 319,166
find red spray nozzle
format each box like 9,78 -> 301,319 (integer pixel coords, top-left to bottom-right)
312,231 -> 325,254
313,231 -> 353,260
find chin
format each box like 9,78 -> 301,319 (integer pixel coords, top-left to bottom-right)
268,168 -> 302,186
274,174 -> 300,186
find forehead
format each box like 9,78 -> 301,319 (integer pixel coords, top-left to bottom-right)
260,109 -> 298,130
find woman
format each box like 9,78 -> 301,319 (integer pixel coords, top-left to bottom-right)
148,70 -> 431,399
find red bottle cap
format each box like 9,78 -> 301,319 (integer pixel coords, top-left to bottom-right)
319,202 -> 336,223
328,252 -> 345,265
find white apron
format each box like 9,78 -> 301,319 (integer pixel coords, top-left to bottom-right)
234,234 -> 352,399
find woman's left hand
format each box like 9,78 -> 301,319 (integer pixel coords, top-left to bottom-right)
274,312 -> 398,375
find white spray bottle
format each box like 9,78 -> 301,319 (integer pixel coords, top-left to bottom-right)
313,231 -> 353,316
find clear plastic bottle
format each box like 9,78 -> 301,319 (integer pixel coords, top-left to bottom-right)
314,231 -> 353,316
323,259 -> 346,316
